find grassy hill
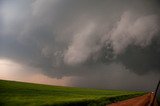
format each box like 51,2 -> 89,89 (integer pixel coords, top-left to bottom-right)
0,79 -> 145,106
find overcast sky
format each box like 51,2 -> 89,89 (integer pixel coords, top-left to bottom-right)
0,0 -> 160,91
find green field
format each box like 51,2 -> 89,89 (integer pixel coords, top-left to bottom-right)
0,79 -> 145,106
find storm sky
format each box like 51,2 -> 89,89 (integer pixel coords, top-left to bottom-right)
0,0 -> 160,91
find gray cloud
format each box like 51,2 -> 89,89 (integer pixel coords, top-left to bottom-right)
71,63 -> 160,91
64,22 -> 102,65
109,12 -> 160,54
0,0 -> 160,91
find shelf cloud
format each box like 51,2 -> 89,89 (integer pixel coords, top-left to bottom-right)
0,0 -> 160,91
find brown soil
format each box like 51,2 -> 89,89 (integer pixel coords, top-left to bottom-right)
107,93 -> 158,106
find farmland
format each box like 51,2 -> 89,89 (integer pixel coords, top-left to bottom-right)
0,79 -> 145,106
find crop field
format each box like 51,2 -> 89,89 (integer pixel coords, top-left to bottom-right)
0,80 -> 145,106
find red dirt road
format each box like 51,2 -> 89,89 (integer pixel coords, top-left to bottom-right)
107,93 -> 158,106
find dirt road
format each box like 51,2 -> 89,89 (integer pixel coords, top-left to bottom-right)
107,93 -> 158,106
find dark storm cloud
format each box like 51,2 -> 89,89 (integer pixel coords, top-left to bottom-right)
116,36 -> 160,74
71,63 -> 160,91
0,0 -> 160,90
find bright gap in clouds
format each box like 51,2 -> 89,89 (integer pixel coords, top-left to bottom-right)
0,59 -> 72,86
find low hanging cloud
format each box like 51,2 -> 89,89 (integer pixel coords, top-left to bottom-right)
110,12 -> 160,54
63,11 -> 160,67
64,22 -> 102,65
0,0 -> 160,91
